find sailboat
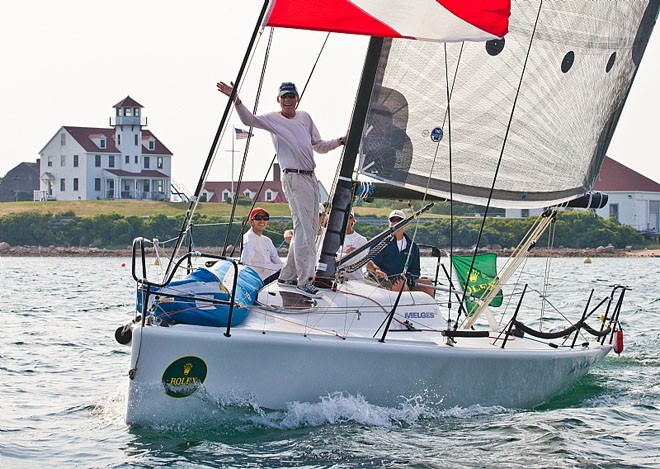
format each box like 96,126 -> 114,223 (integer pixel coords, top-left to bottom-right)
118,0 -> 658,426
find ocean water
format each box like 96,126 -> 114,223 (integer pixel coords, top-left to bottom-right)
1,256 -> 659,468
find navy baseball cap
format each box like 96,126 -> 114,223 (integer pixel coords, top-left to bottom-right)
278,82 -> 298,97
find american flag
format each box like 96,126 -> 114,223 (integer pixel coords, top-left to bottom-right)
235,127 -> 253,140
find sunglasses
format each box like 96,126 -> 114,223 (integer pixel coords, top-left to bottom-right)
280,93 -> 297,99
389,217 -> 403,223
252,215 -> 269,221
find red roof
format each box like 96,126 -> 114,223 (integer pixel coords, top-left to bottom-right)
203,181 -> 287,203
141,129 -> 173,155
593,156 -> 660,192
106,169 -> 169,178
60,126 -> 172,156
113,96 -> 144,108
64,126 -> 119,153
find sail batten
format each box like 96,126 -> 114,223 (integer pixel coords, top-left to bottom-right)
359,1 -> 658,209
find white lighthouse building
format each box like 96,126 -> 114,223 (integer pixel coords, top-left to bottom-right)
37,96 -> 173,201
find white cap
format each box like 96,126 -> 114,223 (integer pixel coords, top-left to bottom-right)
388,209 -> 406,220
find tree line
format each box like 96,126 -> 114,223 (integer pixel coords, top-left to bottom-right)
0,209 -> 646,250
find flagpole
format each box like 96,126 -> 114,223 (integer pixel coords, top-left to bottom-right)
225,128 -> 240,202
231,127 -> 235,198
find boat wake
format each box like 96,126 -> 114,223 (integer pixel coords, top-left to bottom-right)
126,385 -> 509,432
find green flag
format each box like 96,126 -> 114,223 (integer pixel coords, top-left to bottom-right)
451,253 -> 503,316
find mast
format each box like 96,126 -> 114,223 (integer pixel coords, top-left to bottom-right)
314,37 -> 384,288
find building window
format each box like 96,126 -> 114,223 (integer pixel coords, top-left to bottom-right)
60,178 -> 66,191
157,157 -> 163,169
148,140 -> 155,150
109,155 -> 115,168
60,133 -> 66,146
265,190 -> 273,202
94,178 -> 101,191
125,155 -> 130,164
48,156 -> 53,167
134,107 -> 140,116
95,155 -> 101,167
134,155 -> 138,164
125,108 -> 132,117
144,156 -> 150,169
521,209 -> 530,218
144,180 -> 150,192
157,180 -> 164,193
60,155 -> 66,166
134,134 -> 138,146
649,200 -> 659,232
610,203 -> 619,222
73,178 -> 79,191
117,134 -> 121,145
73,155 -> 79,167
100,138 -> 106,149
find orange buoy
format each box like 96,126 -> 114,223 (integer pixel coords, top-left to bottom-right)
613,329 -> 624,354
121,262 -> 126,267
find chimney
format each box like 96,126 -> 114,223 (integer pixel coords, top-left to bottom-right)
273,162 -> 281,182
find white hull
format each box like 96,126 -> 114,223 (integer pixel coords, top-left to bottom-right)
125,281 -> 612,426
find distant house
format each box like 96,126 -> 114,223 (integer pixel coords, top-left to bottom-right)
37,97 -> 173,201
505,156 -> 660,234
0,161 -> 39,202
203,163 -> 286,203
202,163 -> 330,204
593,157 -> 660,234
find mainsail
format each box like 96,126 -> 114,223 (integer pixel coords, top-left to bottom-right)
360,1 -> 658,209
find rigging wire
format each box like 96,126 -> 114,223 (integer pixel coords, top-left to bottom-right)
444,43 -> 455,328
457,0 -> 545,324
163,1 -> 270,279
223,27 -> 275,255
539,217 -> 557,329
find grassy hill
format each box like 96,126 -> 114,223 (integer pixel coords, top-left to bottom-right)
0,200 -> 399,218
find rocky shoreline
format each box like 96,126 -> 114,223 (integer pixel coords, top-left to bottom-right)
1,242 -> 659,258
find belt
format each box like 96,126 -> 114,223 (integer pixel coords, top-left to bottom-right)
283,168 -> 314,176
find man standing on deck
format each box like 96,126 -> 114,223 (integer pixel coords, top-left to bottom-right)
241,207 -> 283,282
217,80 -> 346,298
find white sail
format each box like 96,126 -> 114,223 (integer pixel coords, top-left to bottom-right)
360,1 -> 657,208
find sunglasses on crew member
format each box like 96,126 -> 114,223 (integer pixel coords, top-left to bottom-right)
389,217 -> 403,223
252,215 -> 269,221
280,93 -> 297,99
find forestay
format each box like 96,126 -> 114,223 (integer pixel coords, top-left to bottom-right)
358,1 -> 658,208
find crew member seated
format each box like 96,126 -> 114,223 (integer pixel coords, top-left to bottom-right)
364,209 -> 434,296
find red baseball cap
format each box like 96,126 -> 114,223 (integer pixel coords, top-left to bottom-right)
249,207 -> 269,220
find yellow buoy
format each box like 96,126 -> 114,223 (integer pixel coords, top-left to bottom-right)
154,259 -> 161,266
583,258 -> 592,264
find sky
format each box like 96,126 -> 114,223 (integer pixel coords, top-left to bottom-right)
1,0 -> 658,195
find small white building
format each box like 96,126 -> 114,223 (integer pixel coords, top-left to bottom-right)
593,157 -> 660,234
505,157 -> 660,234
37,97 -> 173,201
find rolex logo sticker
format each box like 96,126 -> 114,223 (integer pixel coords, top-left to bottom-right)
161,356 -> 208,398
